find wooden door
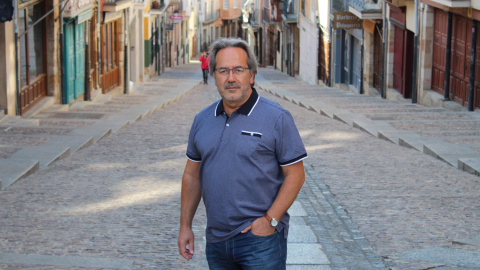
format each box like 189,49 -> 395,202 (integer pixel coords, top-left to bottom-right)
403,30 -> 413,99
451,16 -> 468,106
351,37 -> 361,90
64,21 -> 76,103
318,27 -> 329,84
431,9 -> 448,94
393,25 -> 404,93
431,9 -> 480,109
74,22 -> 85,99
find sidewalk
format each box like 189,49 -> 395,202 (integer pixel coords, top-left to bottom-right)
255,68 -> 480,177
0,64 -> 202,190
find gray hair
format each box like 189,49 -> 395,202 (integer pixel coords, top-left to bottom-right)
208,38 -> 258,77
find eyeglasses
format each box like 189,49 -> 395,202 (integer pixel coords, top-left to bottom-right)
214,67 -> 250,76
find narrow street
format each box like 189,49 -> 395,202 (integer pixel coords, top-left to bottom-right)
0,63 -> 479,269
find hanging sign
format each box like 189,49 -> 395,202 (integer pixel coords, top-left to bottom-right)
169,14 -> 183,23
333,12 -> 362,30
363,19 -> 376,34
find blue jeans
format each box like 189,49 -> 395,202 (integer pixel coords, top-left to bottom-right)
206,231 -> 287,270
202,69 -> 208,83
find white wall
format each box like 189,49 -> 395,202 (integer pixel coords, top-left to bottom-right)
299,14 -> 318,85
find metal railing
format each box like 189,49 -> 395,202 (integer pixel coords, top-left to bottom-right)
262,7 -> 270,22
283,0 -> 296,15
349,0 -> 364,10
205,9 -> 219,21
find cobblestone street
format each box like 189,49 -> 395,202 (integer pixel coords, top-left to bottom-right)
0,64 -> 479,269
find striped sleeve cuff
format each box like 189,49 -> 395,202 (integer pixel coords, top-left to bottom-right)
186,154 -> 201,162
279,153 -> 308,167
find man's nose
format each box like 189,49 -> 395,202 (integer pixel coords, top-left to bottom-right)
227,70 -> 236,81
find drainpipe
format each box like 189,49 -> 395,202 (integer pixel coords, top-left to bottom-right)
468,20 -> 477,111
328,20 -> 332,87
411,0 -> 418,103
14,0 -> 20,115
124,8 -> 128,94
281,22 -> 284,73
443,11 -> 452,101
381,0 -> 387,99
360,29 -> 364,94
60,0 -> 65,104
85,20 -> 90,100
97,0 -> 101,89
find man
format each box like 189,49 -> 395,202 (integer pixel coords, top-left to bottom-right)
178,38 -> 307,269
199,51 -> 209,84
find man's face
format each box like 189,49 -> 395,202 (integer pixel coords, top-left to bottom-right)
214,47 -> 255,106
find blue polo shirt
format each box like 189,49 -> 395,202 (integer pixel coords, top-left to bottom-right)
186,88 -> 307,243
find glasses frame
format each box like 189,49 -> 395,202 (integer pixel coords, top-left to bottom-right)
214,67 -> 251,76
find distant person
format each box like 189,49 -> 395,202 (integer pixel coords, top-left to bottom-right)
199,51 -> 209,84
178,38 -> 307,269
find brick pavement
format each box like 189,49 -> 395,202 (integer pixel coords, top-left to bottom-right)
0,83 -> 212,269
255,70 -> 480,269
0,64 -> 479,269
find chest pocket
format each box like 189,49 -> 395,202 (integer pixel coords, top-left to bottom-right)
237,130 -> 273,160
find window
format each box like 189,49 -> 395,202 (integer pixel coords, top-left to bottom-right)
19,2 -> 45,88
211,0 -> 214,16
223,0 -> 228,10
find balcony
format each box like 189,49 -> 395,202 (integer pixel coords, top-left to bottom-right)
203,9 -> 219,24
219,8 -> 242,20
103,0 -> 133,12
429,0 -> 471,8
151,0 -> 167,14
63,0 -> 95,17
348,0 -> 382,20
167,0 -> 182,5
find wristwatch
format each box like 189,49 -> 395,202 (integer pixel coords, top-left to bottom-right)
264,213 -> 278,227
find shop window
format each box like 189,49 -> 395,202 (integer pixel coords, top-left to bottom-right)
18,0 -> 47,114
19,2 -> 45,88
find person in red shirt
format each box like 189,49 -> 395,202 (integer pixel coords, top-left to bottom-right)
199,51 -> 210,84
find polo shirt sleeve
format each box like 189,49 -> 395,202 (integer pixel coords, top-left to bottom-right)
186,117 -> 202,162
276,110 -> 308,166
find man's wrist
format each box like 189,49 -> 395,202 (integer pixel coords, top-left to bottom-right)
263,213 -> 278,227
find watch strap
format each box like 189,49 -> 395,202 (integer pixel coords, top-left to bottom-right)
263,213 -> 278,227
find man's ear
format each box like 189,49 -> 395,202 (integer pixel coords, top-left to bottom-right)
250,72 -> 256,85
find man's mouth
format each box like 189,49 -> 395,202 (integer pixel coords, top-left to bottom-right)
225,83 -> 240,90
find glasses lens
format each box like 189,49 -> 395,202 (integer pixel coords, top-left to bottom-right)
233,68 -> 244,75
217,69 -> 227,76
216,68 -> 248,76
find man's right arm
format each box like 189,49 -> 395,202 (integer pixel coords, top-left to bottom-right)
178,160 -> 201,261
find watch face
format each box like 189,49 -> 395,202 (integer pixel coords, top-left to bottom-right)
271,219 -> 278,227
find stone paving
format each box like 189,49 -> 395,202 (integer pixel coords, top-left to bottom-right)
0,63 -> 479,269
0,75 -> 210,270
254,70 -> 480,269
255,69 -> 480,177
